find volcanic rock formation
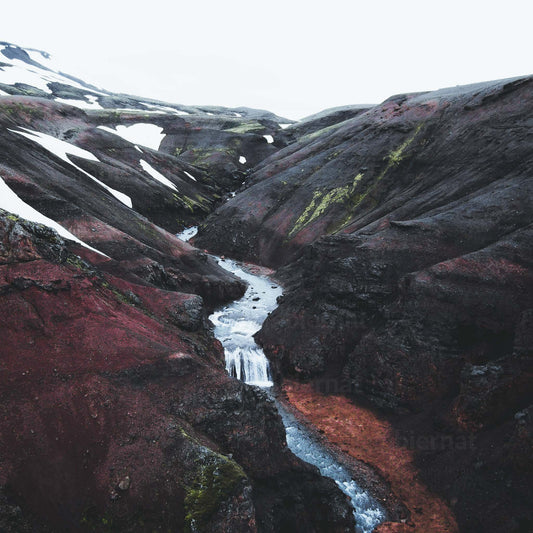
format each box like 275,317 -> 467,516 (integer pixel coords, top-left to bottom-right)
197,76 -> 533,532
0,43 -> 355,532
1,39 -> 532,532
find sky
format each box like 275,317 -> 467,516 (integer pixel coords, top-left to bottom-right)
2,0 -> 532,120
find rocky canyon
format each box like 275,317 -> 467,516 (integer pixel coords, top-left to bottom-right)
0,42 -> 531,532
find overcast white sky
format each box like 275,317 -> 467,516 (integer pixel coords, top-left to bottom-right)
2,0 -> 532,119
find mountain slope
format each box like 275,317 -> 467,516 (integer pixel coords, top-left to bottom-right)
0,41 -> 294,194
197,76 -> 533,266
198,76 -> 533,532
0,43 -> 356,532
0,40 -> 295,304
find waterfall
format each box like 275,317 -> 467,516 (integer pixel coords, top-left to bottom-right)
176,226 -> 198,241
177,227 -> 385,532
209,258 -> 281,387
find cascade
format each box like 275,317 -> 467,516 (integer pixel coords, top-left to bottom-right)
177,227 -> 385,532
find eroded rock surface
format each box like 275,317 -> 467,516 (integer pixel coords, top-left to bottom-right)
199,76 -> 533,532
0,211 -> 355,532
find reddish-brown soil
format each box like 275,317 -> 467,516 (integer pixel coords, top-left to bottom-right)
282,381 -> 459,532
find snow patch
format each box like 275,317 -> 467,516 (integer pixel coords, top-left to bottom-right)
140,160 -> 178,191
263,134 -> 274,143
135,145 -> 143,153
0,175 -> 107,256
11,128 -> 132,208
55,94 -> 102,110
0,51 -> 107,95
0,60 -> 53,93
12,128 -> 98,162
239,156 -> 247,164
97,124 -> 165,151
24,49 -> 60,70
279,123 -> 292,129
183,171 -> 197,182
111,108 -> 165,114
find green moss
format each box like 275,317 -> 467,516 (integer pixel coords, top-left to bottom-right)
80,508 -> 153,532
0,101 -> 45,119
194,193 -> 210,207
288,123 -> 425,238
66,256 -> 85,269
64,255 -> 97,276
80,509 -> 116,532
180,195 -> 196,212
135,219 -> 160,239
289,190 -> 321,237
172,193 -> 211,213
289,173 -> 364,237
110,288 -> 137,306
183,146 -> 239,168
326,149 -> 342,161
184,454 -> 247,532
385,123 -> 423,166
6,213 -> 19,222
299,122 -> 344,143
225,121 -> 264,134
331,124 -> 425,232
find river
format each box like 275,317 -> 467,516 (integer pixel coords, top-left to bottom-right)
178,228 -> 385,533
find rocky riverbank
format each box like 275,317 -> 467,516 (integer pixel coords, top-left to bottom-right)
0,210 -> 356,532
281,381 -> 458,532
198,76 -> 533,531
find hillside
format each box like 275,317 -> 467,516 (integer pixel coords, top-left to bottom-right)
0,40 -> 531,532
198,76 -> 533,531
0,42 -> 355,532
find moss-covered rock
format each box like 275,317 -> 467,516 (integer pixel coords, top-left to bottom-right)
184,451 -> 247,532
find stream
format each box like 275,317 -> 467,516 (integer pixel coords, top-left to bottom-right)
178,228 -> 385,533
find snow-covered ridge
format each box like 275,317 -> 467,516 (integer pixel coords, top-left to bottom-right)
0,43 -> 107,96
10,128 -> 132,208
141,102 -> 189,115
0,42 -> 297,127
55,95 -> 103,110
0,175 -> 107,257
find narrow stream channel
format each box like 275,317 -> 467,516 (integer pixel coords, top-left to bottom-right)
178,228 -> 385,533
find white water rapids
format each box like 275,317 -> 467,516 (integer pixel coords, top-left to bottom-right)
210,258 -> 280,387
177,227 -> 385,532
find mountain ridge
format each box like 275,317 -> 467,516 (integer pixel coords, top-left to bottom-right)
0,42 -> 360,532
0,40 -> 531,532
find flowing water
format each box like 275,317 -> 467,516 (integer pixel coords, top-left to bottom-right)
210,258 -> 280,387
177,227 -> 385,532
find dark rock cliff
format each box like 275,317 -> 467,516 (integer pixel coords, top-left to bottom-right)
0,43 -> 354,533
0,211 -> 355,532
198,76 -> 533,532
